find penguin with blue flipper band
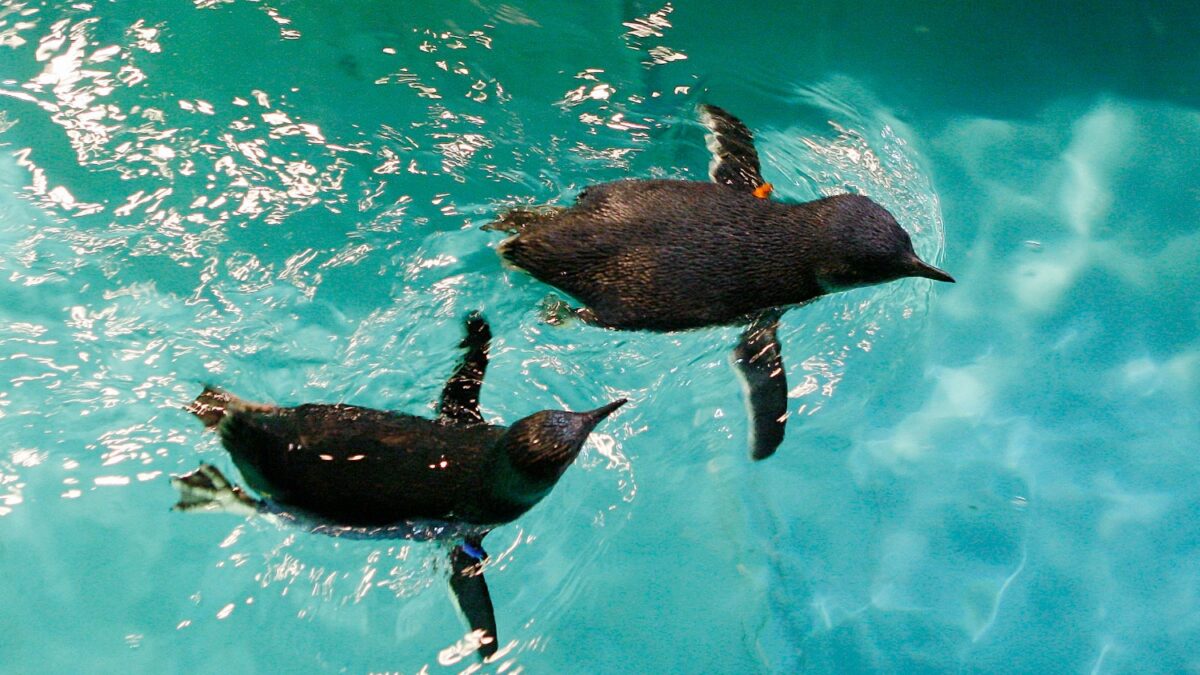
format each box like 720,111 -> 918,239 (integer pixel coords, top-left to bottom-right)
173,312 -> 625,660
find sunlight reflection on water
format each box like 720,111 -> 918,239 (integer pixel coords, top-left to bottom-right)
0,1 -> 958,671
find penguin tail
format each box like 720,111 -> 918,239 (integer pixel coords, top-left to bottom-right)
495,233 -> 536,275
482,206 -> 564,235
186,386 -> 234,428
170,463 -> 261,516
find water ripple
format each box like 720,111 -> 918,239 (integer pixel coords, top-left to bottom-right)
1,1 -> 961,672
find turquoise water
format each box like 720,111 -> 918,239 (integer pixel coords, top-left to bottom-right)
2,1 -> 1198,672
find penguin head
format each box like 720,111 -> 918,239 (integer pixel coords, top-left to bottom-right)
814,195 -> 955,291
498,399 -> 627,486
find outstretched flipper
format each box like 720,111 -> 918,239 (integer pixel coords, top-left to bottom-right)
170,463 -> 264,516
699,104 -> 770,196
438,312 -> 491,425
448,536 -> 498,660
731,312 -> 788,460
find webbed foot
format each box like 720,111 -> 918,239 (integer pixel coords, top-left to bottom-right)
170,463 -> 262,516
539,295 -> 597,327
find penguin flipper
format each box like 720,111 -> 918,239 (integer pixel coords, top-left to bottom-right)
438,312 -> 491,425
731,312 -> 788,460
699,104 -> 768,195
448,536 -> 498,660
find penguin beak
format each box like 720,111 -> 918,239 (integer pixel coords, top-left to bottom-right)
582,399 -> 627,425
909,258 -> 956,283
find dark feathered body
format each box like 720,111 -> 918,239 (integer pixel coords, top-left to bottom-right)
215,402 -> 515,526
179,313 -> 626,661
493,106 -> 952,464
500,180 -> 923,331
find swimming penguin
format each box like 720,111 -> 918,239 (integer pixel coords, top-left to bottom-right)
490,105 -> 953,461
172,312 -> 625,660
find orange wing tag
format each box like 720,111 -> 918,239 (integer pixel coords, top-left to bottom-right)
752,182 -> 773,199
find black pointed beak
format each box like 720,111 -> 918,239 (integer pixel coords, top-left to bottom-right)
583,398 -> 627,425
910,258 -> 955,283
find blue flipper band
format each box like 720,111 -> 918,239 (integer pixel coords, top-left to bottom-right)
463,540 -> 486,561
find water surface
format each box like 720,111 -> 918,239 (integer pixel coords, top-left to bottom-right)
1,1 -> 1198,672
